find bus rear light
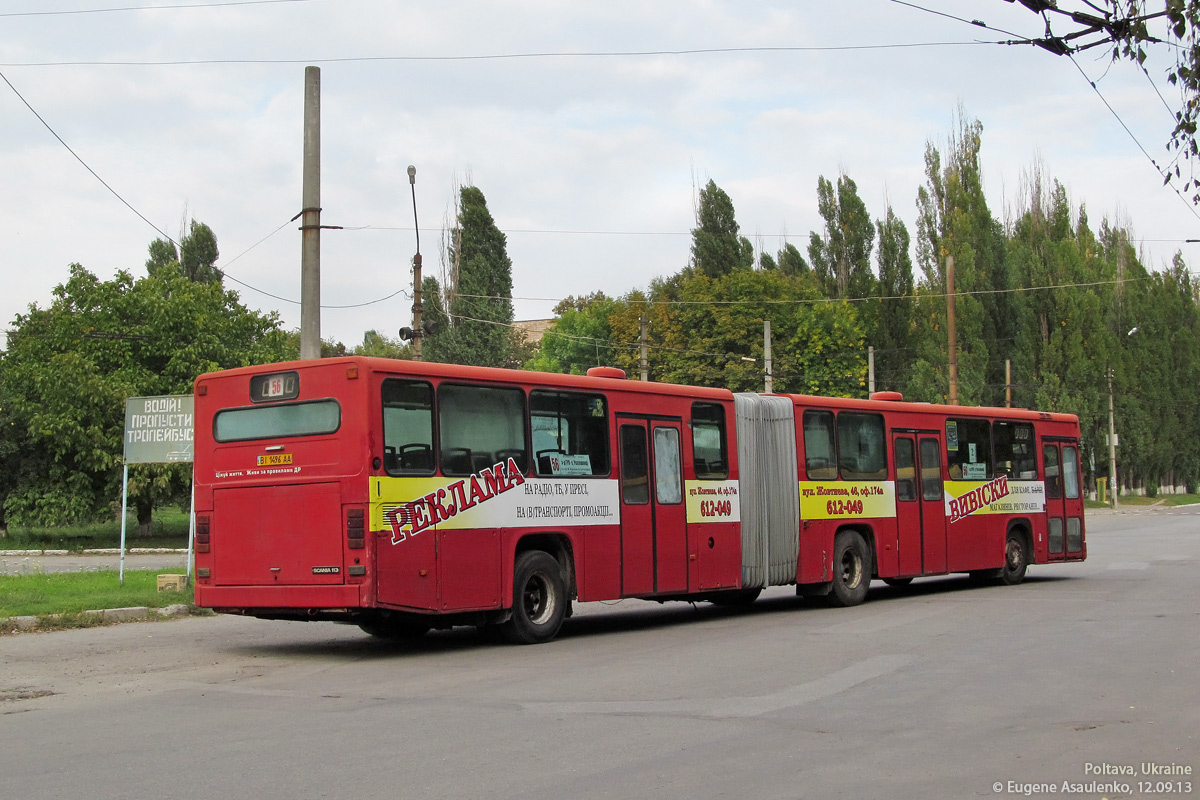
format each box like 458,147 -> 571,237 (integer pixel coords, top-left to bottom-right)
197,568 -> 210,578
196,515 -> 211,553
347,507 -> 365,550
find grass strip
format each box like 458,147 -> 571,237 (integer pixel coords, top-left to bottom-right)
0,569 -> 192,619
0,510 -> 191,552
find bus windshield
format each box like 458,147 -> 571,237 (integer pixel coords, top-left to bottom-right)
213,399 -> 341,442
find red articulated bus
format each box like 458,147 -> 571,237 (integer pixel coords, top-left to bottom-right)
192,357 -> 1085,644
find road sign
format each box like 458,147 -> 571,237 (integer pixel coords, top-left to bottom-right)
123,395 -> 194,464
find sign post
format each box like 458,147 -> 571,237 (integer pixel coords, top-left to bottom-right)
120,395 -> 195,583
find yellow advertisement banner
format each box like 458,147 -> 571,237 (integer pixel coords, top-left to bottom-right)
944,478 -> 1046,523
368,458 -> 620,545
799,481 -> 896,520
684,480 -> 741,523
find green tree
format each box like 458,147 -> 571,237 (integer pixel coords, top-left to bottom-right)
145,219 -> 223,284
691,180 -> 750,279
874,205 -> 915,392
1,263 -> 286,532
807,173 -> 876,299
422,185 -> 515,366
776,242 -> 811,277
352,329 -> 412,359
909,113 -> 1006,405
526,293 -> 620,375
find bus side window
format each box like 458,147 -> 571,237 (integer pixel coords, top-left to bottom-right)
920,438 -> 943,501
1044,444 -> 1063,499
439,384 -> 528,477
895,438 -> 917,501
530,391 -> 610,477
803,410 -> 837,480
994,421 -> 1036,479
837,412 -> 886,480
946,418 -> 991,481
381,379 -> 434,475
691,402 -> 728,479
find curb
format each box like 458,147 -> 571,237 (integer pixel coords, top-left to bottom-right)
3,604 -> 194,633
0,548 -> 189,556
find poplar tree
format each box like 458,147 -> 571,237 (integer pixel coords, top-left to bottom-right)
422,185 -> 515,367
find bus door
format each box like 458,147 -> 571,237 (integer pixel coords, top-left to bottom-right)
618,417 -> 687,596
891,432 -> 948,575
1041,439 -> 1085,561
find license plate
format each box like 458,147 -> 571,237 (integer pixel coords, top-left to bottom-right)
256,453 -> 293,466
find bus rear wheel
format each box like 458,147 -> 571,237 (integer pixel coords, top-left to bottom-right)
1001,532 -> 1029,585
502,550 -> 567,644
829,530 -> 872,607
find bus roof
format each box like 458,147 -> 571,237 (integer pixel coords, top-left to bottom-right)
197,356 -> 735,402
196,357 -> 1079,424
774,392 -> 1080,425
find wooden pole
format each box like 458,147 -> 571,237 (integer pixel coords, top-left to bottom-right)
946,253 -> 958,405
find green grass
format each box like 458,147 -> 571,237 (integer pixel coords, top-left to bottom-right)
0,569 -> 192,620
0,509 -> 191,551
1115,495 -> 1161,506
1161,493 -> 1200,506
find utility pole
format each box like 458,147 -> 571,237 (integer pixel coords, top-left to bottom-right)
299,66 -> 322,360
946,253 -> 958,405
763,319 -> 773,393
1108,366 -> 1120,509
408,165 -> 423,361
868,345 -> 876,395
639,312 -> 649,381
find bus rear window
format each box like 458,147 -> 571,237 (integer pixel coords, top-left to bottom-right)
213,400 -> 341,442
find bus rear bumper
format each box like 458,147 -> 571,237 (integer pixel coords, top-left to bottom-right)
196,584 -> 369,620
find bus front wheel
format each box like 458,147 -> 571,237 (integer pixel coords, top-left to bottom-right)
829,530 -> 872,607
502,551 -> 567,644
1001,532 -> 1029,585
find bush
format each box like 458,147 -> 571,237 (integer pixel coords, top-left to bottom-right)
1146,479 -> 1159,499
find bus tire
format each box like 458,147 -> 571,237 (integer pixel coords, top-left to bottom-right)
1001,532 -> 1029,585
357,613 -> 430,640
502,550 -> 567,644
829,530 -> 872,607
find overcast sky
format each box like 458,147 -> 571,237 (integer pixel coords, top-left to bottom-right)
2,0 -> 1195,350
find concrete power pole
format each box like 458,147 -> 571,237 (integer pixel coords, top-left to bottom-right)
639,312 -> 649,381
299,66 -> 322,360
1108,366 -> 1120,509
763,319 -> 773,393
868,345 -> 875,395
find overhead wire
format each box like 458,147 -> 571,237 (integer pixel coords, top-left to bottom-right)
0,0 -> 318,18
0,40 -> 990,69
0,68 -> 176,246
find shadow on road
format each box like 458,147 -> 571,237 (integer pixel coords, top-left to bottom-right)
216,570 -> 1081,658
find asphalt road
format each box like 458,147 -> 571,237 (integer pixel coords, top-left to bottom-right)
1,509 -> 1197,800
